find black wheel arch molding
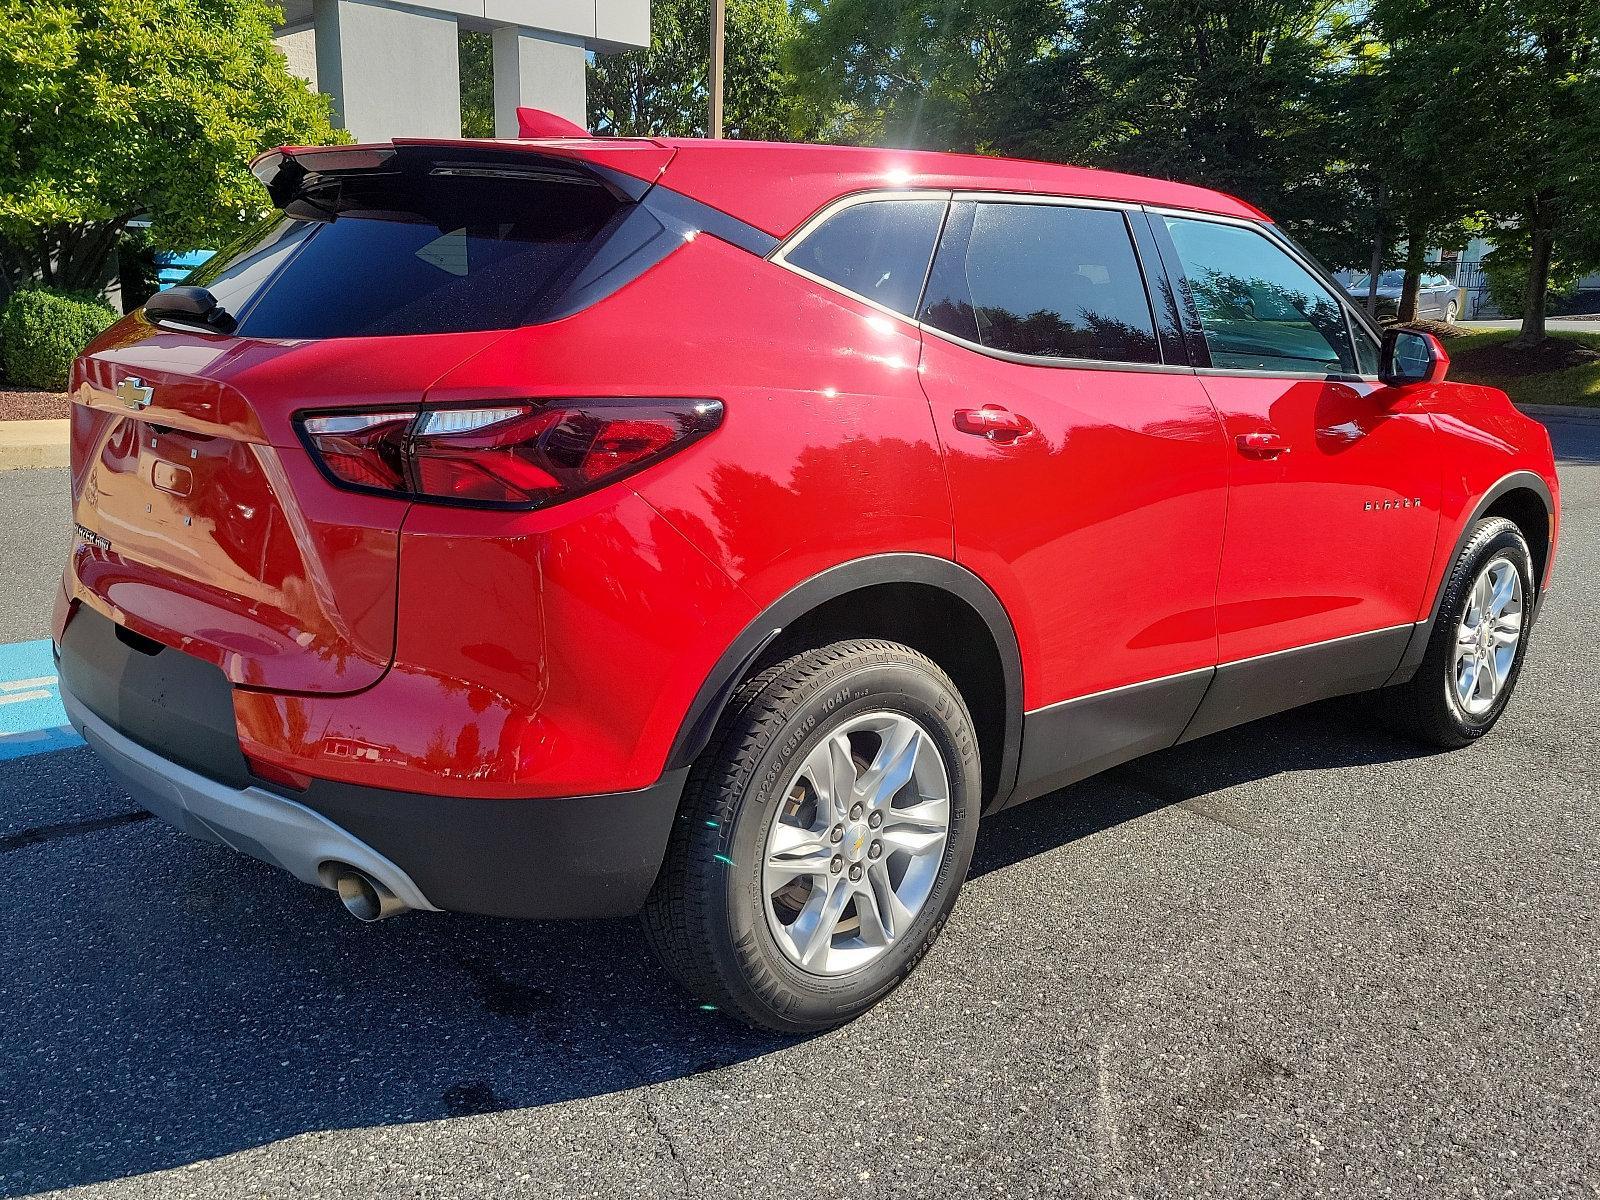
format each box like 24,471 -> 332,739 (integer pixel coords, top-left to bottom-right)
664,553 -> 1025,808
1384,468 -> 1556,688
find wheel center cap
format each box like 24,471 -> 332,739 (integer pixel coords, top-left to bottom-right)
843,822 -> 870,863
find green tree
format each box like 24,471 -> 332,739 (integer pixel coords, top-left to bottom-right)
790,0 -> 1367,264
1350,0 -> 1497,321
0,0 -> 343,296
787,0 -> 1069,150
460,30 -> 495,138
1477,0 -> 1600,346
1052,0 -> 1366,266
589,0 -> 805,138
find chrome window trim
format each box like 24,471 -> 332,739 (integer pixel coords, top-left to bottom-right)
768,188 -> 1384,381
767,189 -> 954,327
771,188 -> 1190,374
1194,366 -> 1373,385
919,322 -> 1197,375
1146,205 -> 1385,383
948,190 -> 1141,212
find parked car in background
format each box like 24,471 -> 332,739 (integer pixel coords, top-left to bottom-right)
1350,268 -> 1461,323
58,132 -> 1558,1033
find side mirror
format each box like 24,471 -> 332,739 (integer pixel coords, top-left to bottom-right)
1380,328 -> 1449,386
143,285 -> 235,334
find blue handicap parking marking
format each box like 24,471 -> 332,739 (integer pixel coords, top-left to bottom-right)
0,639 -> 84,761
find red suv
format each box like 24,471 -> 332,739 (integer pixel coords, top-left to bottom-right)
59,133 -> 1558,1033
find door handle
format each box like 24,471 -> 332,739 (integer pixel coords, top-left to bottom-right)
953,406 -> 1035,442
1236,430 -> 1290,459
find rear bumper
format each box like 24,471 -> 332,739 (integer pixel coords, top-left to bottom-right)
65,691 -> 439,912
61,669 -> 689,921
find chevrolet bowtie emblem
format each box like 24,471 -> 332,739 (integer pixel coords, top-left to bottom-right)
115,376 -> 154,411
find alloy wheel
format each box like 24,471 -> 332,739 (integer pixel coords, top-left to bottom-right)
762,711 -> 951,976
1453,555 -> 1523,716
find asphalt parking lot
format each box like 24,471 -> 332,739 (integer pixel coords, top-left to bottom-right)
1,415 -> 1596,1199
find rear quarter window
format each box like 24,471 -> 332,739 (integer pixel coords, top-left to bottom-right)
781,198 -> 946,318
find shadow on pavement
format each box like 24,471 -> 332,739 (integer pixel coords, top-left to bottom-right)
970,698 -> 1435,879
1,701 -> 1432,1195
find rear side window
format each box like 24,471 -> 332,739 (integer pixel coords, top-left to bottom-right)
1163,217 -> 1357,375
919,202 -> 1160,365
782,199 -> 945,317
219,174 -> 621,339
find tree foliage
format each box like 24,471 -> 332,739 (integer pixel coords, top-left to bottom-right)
788,0 -> 1068,150
1108,1 -> 1370,264
1471,0 -> 1600,344
460,30 -> 495,139
0,0 -> 344,295
590,0 -> 806,138
791,0 -> 1600,335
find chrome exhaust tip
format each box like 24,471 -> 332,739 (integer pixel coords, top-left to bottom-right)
335,869 -> 409,922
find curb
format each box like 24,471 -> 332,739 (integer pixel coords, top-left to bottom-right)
0,419 -> 70,470
1516,403 -> 1600,423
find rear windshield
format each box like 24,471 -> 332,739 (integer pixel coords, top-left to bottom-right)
191,173 -> 621,339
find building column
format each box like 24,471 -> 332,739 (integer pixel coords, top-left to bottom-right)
314,0 -> 461,141
491,25 -> 587,137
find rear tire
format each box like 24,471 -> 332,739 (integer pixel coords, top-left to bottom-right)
1377,517 -> 1534,748
642,640 -> 981,1033
1446,299 -> 1460,325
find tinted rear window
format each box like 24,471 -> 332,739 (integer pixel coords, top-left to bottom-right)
919,202 -> 1160,364
783,199 -> 945,317
213,175 -> 620,339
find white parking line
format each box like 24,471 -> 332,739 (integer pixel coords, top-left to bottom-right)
0,690 -> 53,706
0,676 -> 56,692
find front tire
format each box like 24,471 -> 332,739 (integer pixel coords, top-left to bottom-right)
1380,517 -> 1534,748
642,640 -> 981,1033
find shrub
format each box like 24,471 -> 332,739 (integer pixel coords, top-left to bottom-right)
0,289 -> 118,391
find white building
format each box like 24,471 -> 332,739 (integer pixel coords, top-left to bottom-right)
273,0 -> 651,142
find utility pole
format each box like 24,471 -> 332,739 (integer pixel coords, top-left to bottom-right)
709,0 -> 726,138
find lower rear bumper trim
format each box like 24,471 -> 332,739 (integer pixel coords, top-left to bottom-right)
63,690 -> 441,912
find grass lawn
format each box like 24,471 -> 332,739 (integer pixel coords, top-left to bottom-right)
1440,328 -> 1600,408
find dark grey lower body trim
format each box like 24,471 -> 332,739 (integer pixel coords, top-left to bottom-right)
296,768 -> 690,921
1178,624 -> 1415,744
1009,623 -> 1421,806
1008,669 -> 1212,809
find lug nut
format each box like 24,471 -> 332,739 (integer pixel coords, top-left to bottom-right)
830,824 -> 844,843
850,802 -> 864,820
849,864 -> 862,881
830,855 -> 843,874
868,811 -> 882,829
868,840 -> 882,859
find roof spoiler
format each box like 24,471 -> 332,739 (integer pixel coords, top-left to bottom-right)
250,141 -> 654,211
517,107 -> 590,139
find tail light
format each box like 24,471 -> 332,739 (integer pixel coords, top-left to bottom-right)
297,399 -> 723,509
